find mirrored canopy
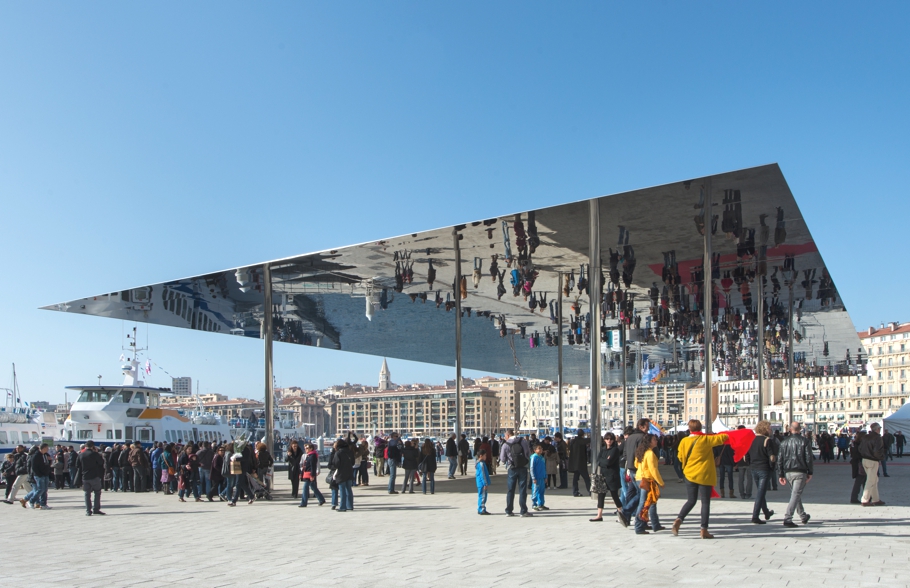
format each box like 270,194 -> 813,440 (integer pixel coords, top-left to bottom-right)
43,164 -> 864,386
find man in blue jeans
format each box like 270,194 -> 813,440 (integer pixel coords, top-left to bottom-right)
386,432 -> 402,494
445,434 -> 458,479
24,444 -> 52,509
619,419 -> 650,526
499,429 -> 532,517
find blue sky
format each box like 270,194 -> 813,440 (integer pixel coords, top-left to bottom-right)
1,2 -> 907,403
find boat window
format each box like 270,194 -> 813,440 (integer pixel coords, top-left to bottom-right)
166,430 -> 172,442
77,430 -> 93,440
132,392 -> 146,404
126,408 -> 143,418
149,394 -> 159,408
0,431 -> 7,444
9,431 -> 19,444
78,390 -> 115,403
139,429 -> 150,441
125,426 -> 134,441
106,430 -> 113,439
114,391 -> 132,403
115,429 -> 122,440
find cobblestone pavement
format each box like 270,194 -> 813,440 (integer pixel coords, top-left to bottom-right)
2,457 -> 908,587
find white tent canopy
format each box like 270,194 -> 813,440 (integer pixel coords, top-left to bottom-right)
712,417 -> 731,432
883,401 -> 910,434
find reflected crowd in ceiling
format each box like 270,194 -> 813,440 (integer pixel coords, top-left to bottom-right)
44,164 -> 865,387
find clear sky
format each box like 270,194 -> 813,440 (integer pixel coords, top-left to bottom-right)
1,2 -> 908,403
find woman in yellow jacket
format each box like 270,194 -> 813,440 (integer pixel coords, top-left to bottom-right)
672,419 -> 729,539
633,434 -> 664,534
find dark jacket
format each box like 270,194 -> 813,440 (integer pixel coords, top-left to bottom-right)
445,438 -> 458,457
30,452 -> 52,477
13,451 -> 29,476
746,435 -> 774,472
302,450 -> 320,479
777,434 -> 814,476
331,442 -> 355,482
420,450 -> 437,472
286,446 -> 304,480
850,437 -> 864,478
595,443 -> 622,492
713,444 -> 735,467
623,431 -> 646,470
210,453 -> 225,484
858,431 -> 885,462
78,449 -> 105,481
568,436 -> 589,472
110,448 -> 121,469
457,438 -> 470,457
196,447 -> 214,471
401,446 -> 420,470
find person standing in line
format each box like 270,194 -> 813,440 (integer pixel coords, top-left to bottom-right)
420,439 -> 437,495
78,440 -> 106,516
386,432 -> 403,494
109,444 -> 122,492
67,445 -> 79,489
858,423 -> 886,507
777,421 -> 814,527
458,434 -> 471,476
298,443 -> 325,507
895,430 -> 905,457
53,446 -> 67,490
445,434 -> 458,479
475,448 -> 491,515
530,443 -> 548,511
196,441 -> 214,497
500,429 -> 532,517
401,440 -> 420,494
746,420 -> 775,524
849,431 -> 866,504
177,444 -> 201,503
129,441 -> 150,493
542,437 -> 558,488
207,445 -> 226,502
118,443 -> 132,492
568,429 -> 591,498
671,420 -> 728,539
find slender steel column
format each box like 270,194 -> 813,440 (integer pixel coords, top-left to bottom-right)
453,229 -> 463,439
703,178 -> 714,433
263,263 -> 274,453
756,275 -> 764,424
788,281 -> 795,426
557,271 -> 564,438
621,325 -> 627,427
589,199 -> 602,468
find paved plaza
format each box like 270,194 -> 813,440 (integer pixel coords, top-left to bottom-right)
2,458 -> 908,587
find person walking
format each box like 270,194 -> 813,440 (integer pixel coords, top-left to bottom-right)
207,445 -> 226,501
401,439 -> 420,494
177,444 -> 201,502
633,434 -> 664,535
286,440 -> 304,500
24,444 -> 52,509
568,429 -> 591,497
255,443 -> 273,492
150,443 -> 163,493
777,421 -> 814,527
590,432 -> 623,522
671,419 -> 729,539
746,420 -> 775,524
357,439 -> 370,486
228,439 -> 254,506
298,443 -> 325,507
2,454 -> 17,501
196,442 -> 214,496
735,425 -> 752,499
895,430 -> 905,457
78,440 -> 106,516
619,420 -> 649,525
445,434 -> 458,479
420,439 -> 437,495
858,423 -> 886,507
500,429 -> 532,517
475,448 -> 491,515
714,443 -> 736,498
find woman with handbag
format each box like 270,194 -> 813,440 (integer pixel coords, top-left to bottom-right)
420,438 -> 437,494
160,443 -> 176,495
298,443 -> 325,507
286,440 -> 304,499
590,432 -> 623,522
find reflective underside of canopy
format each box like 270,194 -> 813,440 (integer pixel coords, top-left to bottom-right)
43,164 -> 864,386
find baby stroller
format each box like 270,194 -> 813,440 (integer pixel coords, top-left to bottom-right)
246,473 -> 272,501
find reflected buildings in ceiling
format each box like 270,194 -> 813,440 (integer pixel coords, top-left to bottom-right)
43,164 -> 865,387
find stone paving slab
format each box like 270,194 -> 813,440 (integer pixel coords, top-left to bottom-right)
1,459 -> 908,587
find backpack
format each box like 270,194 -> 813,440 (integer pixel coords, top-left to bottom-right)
509,441 -> 529,469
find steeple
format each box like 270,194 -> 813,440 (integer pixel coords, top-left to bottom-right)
379,358 -> 391,391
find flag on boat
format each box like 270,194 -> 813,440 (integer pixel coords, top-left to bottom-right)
119,354 -> 125,362
145,360 -> 152,375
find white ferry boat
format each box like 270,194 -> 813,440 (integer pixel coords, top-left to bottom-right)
61,341 -> 232,447
0,366 -> 61,455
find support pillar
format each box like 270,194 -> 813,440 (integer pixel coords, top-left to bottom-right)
453,229 -> 463,439
589,199 -> 602,468
788,280 -> 795,427
757,275 -> 764,424
703,178 -> 714,433
557,271 -> 564,439
263,263 -> 275,454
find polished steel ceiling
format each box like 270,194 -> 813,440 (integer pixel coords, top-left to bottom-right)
43,164 -> 864,386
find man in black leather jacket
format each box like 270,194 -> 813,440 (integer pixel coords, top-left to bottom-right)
858,423 -> 885,506
777,422 -> 813,528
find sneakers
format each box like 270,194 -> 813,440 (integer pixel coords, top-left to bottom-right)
783,520 -> 798,528
93,511 -> 106,515
765,509 -> 775,521
519,512 -> 533,517
538,506 -> 550,510
751,518 -> 766,525
506,512 -> 516,517
801,514 -> 811,524
478,510 -> 491,515
39,505 -> 52,510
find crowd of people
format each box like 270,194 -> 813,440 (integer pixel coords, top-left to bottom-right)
0,419 -> 894,531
